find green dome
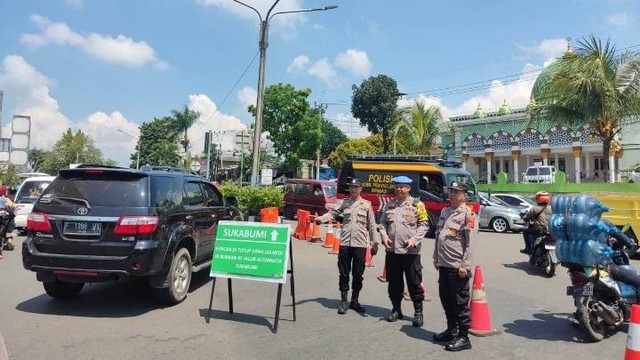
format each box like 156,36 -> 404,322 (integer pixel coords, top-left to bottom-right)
498,100 -> 511,115
473,104 -> 486,119
530,38 -> 576,104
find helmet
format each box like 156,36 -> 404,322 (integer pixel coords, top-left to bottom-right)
535,191 -> 551,205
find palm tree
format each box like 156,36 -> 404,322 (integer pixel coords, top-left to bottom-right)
151,140 -> 179,166
529,36 -> 640,178
393,101 -> 443,155
171,106 -> 200,154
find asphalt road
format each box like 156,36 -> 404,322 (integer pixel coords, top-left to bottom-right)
0,227 -> 633,360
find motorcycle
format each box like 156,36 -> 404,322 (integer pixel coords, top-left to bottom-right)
0,210 -> 14,251
565,239 -> 637,342
520,209 -> 557,277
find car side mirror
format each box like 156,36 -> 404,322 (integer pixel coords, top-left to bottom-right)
225,196 -> 238,207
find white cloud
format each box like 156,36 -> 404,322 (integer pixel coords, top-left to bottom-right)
518,37 -> 568,66
65,0 -> 84,9
20,14 -> 168,69
286,55 -> 310,73
237,87 -> 256,110
308,58 -> 337,86
312,23 -> 325,31
79,111 -> 140,166
332,113 -> 369,138
607,12 -> 632,27
335,49 -> 372,77
196,0 -> 308,38
187,94 -> 247,156
0,55 -> 70,151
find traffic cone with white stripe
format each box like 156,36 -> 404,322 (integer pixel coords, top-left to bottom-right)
469,265 -> 500,336
322,220 -> 335,248
625,304 -> 640,359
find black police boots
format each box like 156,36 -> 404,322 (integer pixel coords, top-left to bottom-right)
445,332 -> 472,352
338,291 -> 349,315
433,328 -> 459,343
385,299 -> 404,322
349,291 -> 366,314
412,301 -> 423,327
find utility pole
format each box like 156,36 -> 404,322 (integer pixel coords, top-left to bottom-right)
205,131 -> 212,180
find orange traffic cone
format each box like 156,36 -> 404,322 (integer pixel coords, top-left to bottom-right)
377,259 -> 388,282
329,223 -> 341,255
309,212 -> 321,243
365,244 -> 374,267
322,220 -> 334,248
469,265 -> 500,336
625,304 -> 640,360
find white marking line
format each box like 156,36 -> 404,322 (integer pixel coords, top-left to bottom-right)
628,323 -> 640,351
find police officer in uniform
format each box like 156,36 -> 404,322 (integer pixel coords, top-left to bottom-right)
316,178 -> 379,314
378,176 -> 428,327
432,181 -> 477,352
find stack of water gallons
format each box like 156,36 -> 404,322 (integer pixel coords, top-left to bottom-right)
550,194 -> 614,266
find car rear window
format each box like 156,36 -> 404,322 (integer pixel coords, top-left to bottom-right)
40,171 -> 148,207
16,180 -> 52,204
539,168 -> 551,175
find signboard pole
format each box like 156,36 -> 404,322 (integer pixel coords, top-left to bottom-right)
272,239 -> 296,332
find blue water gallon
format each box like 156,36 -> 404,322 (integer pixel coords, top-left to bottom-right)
549,214 -> 566,240
566,213 -> 600,242
552,195 -> 572,216
570,194 -> 609,218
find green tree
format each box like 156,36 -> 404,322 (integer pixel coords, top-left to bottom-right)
41,129 -> 110,175
28,148 -> 49,172
320,119 -> 348,159
135,117 -> 181,168
529,36 -> 640,171
248,83 -> 323,171
393,101 -> 443,155
351,75 -> 400,153
171,105 -> 200,154
327,138 -> 376,170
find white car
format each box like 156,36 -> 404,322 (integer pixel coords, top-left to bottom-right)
628,165 -> 640,183
522,165 -> 556,184
13,176 -> 55,232
492,193 -> 534,209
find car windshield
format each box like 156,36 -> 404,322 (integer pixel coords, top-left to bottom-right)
526,168 -> 538,176
539,168 -> 551,175
16,180 -> 52,204
323,184 -> 337,198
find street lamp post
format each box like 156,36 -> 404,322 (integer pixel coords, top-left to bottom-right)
118,129 -> 140,169
233,0 -> 337,185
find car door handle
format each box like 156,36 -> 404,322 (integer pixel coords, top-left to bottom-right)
186,215 -> 194,220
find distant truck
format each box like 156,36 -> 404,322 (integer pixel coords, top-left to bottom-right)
594,194 -> 640,252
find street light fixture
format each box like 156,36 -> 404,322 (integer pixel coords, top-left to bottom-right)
117,129 -> 141,169
232,0 -> 337,185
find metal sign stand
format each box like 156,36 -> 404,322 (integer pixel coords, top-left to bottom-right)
206,237 -> 296,334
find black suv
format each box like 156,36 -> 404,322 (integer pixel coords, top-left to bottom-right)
22,166 -> 241,304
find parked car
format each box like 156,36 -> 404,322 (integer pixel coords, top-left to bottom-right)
522,165 -> 556,184
282,179 -> 337,220
22,165 -> 241,304
13,176 -> 56,233
478,192 -> 527,233
492,193 -> 534,210
628,165 -> 640,183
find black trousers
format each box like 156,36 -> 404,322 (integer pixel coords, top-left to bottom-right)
522,227 -> 541,250
386,252 -> 423,302
438,267 -> 471,336
338,246 -> 366,292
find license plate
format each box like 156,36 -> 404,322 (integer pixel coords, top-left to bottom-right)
63,222 -> 102,235
567,283 -> 593,297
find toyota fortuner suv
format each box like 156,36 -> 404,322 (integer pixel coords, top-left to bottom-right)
22,165 -> 241,304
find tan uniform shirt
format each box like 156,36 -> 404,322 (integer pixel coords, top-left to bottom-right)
378,196 -> 428,255
318,197 -> 378,248
433,204 -> 478,270
523,204 -> 551,233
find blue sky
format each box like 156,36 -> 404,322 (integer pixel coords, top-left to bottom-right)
0,0 -> 638,166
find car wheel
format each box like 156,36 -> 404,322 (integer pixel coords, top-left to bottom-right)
156,248 -> 192,304
43,280 -> 84,299
490,217 -> 509,233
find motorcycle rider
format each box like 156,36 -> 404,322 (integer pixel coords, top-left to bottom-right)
520,191 -> 552,255
606,223 -> 640,288
0,186 -> 16,252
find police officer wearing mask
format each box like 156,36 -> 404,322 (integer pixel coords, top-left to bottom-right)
316,178 -> 379,315
432,181 -> 477,352
378,176 -> 428,327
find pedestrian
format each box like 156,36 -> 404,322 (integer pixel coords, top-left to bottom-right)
378,176 -> 428,327
316,177 -> 379,314
432,181 -> 477,351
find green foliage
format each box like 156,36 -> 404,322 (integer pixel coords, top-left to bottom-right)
28,149 -> 49,172
0,164 -> 22,187
555,171 -> 566,184
320,119 -> 348,159
394,101 -> 443,155
248,83 -> 323,171
41,129 -> 111,175
221,182 -> 284,216
351,74 -> 400,153
136,117 -> 181,168
327,138 -> 376,170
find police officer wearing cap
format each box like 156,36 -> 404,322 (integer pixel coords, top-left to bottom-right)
432,181 -> 477,352
378,175 -> 428,327
316,177 -> 379,315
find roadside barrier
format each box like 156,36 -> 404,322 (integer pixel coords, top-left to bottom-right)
259,207 -> 280,223
322,220 -> 335,248
469,265 -> 501,336
294,209 -> 311,240
626,304 -> 640,360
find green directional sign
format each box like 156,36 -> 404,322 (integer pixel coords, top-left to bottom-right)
210,221 -> 291,283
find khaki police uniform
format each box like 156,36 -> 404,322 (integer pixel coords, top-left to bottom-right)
379,195 -> 428,304
433,203 -> 478,342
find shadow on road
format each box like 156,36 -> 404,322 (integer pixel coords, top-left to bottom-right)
198,308 -> 279,331
502,261 -> 549,277
502,311 -> 586,342
15,271 -> 213,318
